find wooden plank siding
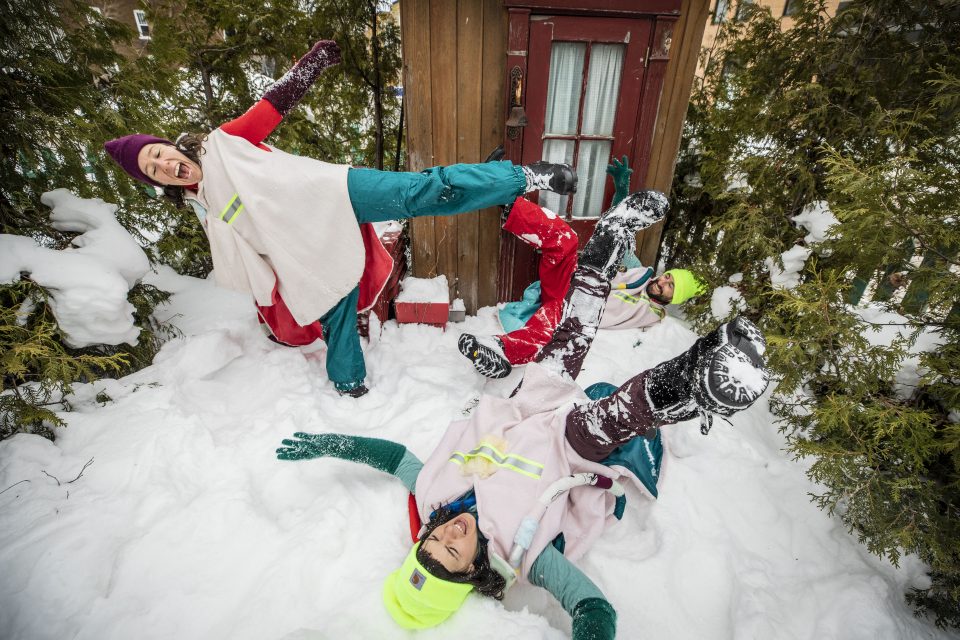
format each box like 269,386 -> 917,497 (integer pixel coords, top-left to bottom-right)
401,0 -> 508,312
401,0 -> 704,308
403,0 -> 437,278
636,0 -> 710,267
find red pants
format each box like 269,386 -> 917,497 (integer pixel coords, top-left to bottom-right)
498,198 -> 579,364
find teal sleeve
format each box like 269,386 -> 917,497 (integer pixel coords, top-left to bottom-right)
277,433 -> 406,474
528,545 -> 615,639
394,449 -> 424,493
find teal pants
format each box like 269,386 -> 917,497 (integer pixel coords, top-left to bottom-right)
346,161 -> 526,223
320,162 -> 527,392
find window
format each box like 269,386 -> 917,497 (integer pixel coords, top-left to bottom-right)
735,0 -> 755,21
539,42 -> 625,218
713,0 -> 730,24
133,9 -> 150,39
782,0 -> 801,16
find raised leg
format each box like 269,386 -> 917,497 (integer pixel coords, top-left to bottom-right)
564,316 -> 770,461
535,191 -> 670,381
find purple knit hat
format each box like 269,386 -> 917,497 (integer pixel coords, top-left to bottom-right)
104,134 -> 174,187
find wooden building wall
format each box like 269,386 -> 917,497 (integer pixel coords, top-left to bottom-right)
399,0 -> 508,314
400,0 -> 709,312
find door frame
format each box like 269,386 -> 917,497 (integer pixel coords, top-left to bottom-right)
498,4 -> 679,302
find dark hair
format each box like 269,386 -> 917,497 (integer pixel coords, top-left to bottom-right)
160,132 -> 206,209
416,505 -> 507,600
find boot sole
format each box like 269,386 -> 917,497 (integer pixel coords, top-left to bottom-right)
457,334 -> 512,379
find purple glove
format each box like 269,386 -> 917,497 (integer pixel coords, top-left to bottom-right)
263,40 -> 342,115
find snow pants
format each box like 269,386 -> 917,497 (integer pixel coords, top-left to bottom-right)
315,162 -> 529,392
535,264 -> 680,463
497,198 -> 579,365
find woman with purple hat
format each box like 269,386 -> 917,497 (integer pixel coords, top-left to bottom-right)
105,39 -> 577,398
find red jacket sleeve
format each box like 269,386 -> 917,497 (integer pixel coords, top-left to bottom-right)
220,99 -> 283,148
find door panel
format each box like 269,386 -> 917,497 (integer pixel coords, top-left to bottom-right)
499,14 -> 657,301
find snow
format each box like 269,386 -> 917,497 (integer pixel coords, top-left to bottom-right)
852,304 -> 946,398
792,200 -> 839,245
0,268 -> 951,640
0,190 -> 149,347
711,285 -> 747,320
396,275 -> 450,303
766,244 -> 812,290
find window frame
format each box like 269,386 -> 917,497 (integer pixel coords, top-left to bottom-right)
133,9 -> 151,40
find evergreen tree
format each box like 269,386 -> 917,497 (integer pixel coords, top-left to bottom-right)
665,0 -> 960,626
1,0 -> 181,439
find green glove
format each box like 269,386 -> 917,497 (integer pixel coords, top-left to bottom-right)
606,156 -> 633,207
572,597 -> 617,640
276,432 -> 407,475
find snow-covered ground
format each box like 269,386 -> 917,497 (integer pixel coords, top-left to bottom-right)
0,266 -> 954,640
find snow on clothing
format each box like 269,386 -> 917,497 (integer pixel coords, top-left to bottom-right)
496,198 -> 665,365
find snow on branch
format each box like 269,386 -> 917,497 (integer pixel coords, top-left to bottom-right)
0,190 -> 150,348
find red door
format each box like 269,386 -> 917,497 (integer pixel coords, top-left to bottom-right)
500,13 -> 666,301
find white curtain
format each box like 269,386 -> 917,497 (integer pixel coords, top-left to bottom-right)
540,42 -> 625,217
544,43 -> 586,135
574,44 -> 624,217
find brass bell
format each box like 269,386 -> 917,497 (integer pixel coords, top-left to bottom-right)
505,106 -> 529,128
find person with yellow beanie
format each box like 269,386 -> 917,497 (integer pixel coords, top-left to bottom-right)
459,158 -> 706,379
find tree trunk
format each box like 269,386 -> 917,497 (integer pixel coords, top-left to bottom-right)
393,92 -> 404,172
370,0 -> 384,169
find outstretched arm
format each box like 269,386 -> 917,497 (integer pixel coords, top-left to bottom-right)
220,40 -> 342,145
606,156 -> 633,207
277,432 -> 423,492
528,545 -> 617,640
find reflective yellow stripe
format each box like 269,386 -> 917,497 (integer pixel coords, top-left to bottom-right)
612,292 -> 666,318
449,443 -> 544,480
219,193 -> 244,225
613,292 -> 640,305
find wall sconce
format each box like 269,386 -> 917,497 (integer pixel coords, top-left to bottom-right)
506,66 -> 528,140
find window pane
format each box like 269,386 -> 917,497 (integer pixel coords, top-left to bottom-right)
539,139 -> 575,215
544,43 -> 586,135
572,140 -> 612,217
713,0 -> 729,23
581,44 -> 624,136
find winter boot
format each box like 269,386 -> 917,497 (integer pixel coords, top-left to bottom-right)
522,161 -> 578,195
458,333 -> 513,379
578,190 -> 669,280
484,145 -> 505,163
336,382 -> 370,398
644,315 -> 769,434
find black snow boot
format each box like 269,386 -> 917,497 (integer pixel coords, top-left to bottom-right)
337,383 -> 370,398
578,190 -> 670,280
484,145 -> 505,163
458,333 -> 512,379
644,315 -> 769,434
522,161 -> 578,195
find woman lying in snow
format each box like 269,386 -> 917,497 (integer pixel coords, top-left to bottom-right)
459,157 -> 706,379
104,39 -> 577,398
276,191 -> 770,638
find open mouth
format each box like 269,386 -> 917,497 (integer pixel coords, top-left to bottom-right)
453,517 -> 467,535
176,163 -> 188,180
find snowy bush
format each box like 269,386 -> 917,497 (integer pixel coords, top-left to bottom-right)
662,0 -> 960,626
1,192 -> 171,441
